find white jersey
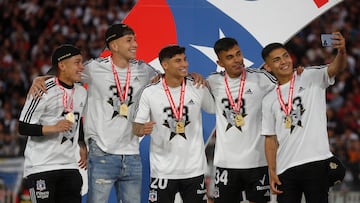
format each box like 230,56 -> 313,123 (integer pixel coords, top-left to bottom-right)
262,66 -> 334,175
19,78 -> 87,177
207,68 -> 276,169
132,76 -> 214,179
82,56 -> 158,154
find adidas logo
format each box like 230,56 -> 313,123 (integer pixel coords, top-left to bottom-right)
80,102 -> 84,107
188,99 -> 195,105
134,76 -> 140,81
245,89 -> 253,94
298,86 -> 305,93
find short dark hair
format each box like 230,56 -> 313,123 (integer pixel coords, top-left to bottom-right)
261,42 -> 287,60
213,37 -> 238,56
105,23 -> 135,47
158,45 -> 186,64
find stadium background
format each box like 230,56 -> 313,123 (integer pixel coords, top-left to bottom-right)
0,0 -> 360,202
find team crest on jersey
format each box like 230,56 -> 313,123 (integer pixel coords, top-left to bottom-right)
36,179 -> 46,191
149,189 -> 157,202
213,186 -> 220,198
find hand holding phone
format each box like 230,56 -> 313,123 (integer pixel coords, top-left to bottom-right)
321,34 -> 335,47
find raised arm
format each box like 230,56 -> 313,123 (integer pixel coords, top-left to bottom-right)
327,32 -> 347,78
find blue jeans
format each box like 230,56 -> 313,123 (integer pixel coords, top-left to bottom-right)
87,139 -> 142,203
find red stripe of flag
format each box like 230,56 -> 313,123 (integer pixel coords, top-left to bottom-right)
314,0 -> 329,8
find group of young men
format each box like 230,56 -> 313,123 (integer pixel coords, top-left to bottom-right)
19,22 -> 347,203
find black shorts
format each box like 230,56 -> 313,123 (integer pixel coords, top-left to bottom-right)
25,169 -> 82,203
213,166 -> 270,203
148,175 -> 207,203
277,159 -> 330,203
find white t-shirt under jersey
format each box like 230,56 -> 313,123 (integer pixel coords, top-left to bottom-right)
132,76 -> 215,179
207,68 -> 276,169
19,78 -> 87,177
82,56 -> 158,154
262,66 -> 334,175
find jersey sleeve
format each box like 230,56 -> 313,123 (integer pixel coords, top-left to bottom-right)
19,94 -> 48,127
81,59 -> 93,84
144,62 -> 160,81
303,66 -> 335,88
132,87 -> 151,124
201,86 -> 215,114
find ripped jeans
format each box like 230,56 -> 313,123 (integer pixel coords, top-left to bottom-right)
87,139 -> 142,203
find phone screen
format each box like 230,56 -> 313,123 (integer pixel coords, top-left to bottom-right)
321,34 -> 334,47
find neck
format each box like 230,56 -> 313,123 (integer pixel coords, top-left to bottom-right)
57,77 -> 74,88
111,55 -> 129,68
227,72 -> 242,79
277,74 -> 293,85
164,75 -> 184,88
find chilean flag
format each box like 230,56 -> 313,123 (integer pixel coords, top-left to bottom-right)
94,0 -> 343,202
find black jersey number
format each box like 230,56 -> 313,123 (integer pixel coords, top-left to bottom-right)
163,106 -> 189,122
221,98 -> 246,114
109,85 -> 134,103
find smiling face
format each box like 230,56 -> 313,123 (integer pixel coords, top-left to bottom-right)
58,54 -> 84,85
264,47 -> 294,84
109,34 -> 138,61
216,44 -> 245,78
162,53 -> 189,80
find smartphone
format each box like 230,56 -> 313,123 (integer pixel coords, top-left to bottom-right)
321,34 -> 335,47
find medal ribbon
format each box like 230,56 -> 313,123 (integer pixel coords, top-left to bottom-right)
224,69 -> 246,113
111,58 -> 131,103
276,73 -> 295,115
55,78 -> 75,112
162,78 -> 186,121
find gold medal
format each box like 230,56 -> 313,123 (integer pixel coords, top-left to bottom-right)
176,121 -> 185,134
285,115 -> 292,128
235,114 -> 244,127
65,112 -> 75,123
119,103 -> 128,116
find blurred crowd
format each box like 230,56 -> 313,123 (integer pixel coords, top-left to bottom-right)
0,0 -> 359,192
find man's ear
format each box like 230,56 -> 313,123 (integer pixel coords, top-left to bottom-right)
161,61 -> 168,71
58,61 -> 66,72
263,63 -> 271,72
216,60 -> 223,67
108,41 -> 117,51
